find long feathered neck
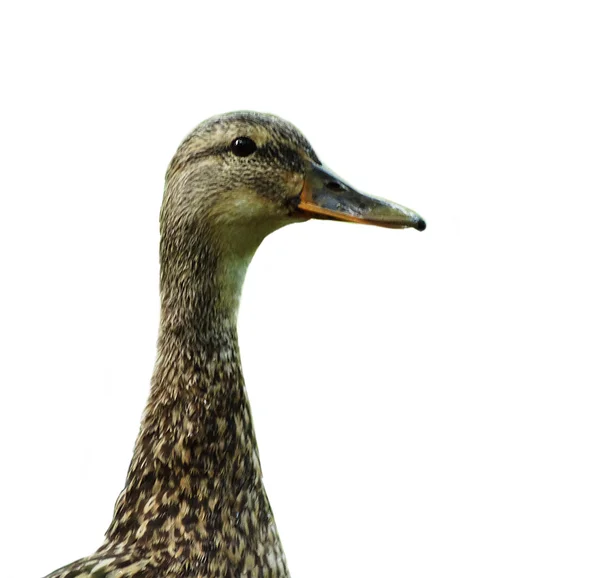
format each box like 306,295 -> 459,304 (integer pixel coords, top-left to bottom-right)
103,211 -> 290,577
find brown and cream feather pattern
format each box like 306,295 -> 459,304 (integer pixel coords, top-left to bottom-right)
43,111 -> 425,578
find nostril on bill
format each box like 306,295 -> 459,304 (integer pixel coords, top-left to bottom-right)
325,181 -> 346,193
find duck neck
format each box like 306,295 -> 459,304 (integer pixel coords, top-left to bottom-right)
104,223 -> 289,575
142,224 -> 258,483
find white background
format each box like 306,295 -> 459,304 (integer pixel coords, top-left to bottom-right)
1,2 -> 599,577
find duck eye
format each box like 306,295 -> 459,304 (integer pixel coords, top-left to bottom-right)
230,136 -> 257,157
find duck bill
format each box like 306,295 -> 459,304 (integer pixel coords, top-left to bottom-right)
298,162 -> 426,231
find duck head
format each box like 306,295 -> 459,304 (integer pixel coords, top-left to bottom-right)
163,111 -> 425,254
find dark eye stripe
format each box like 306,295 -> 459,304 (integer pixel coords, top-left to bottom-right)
173,141 -> 306,175
254,143 -> 304,172
182,146 -> 230,164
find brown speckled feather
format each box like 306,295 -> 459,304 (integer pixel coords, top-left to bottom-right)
43,111 -> 424,578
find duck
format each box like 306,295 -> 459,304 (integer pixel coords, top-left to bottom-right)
43,111 -> 426,578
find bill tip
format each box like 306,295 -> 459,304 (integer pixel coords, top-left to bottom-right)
415,218 -> 427,232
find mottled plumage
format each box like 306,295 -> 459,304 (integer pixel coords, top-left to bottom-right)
44,111 -> 424,578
